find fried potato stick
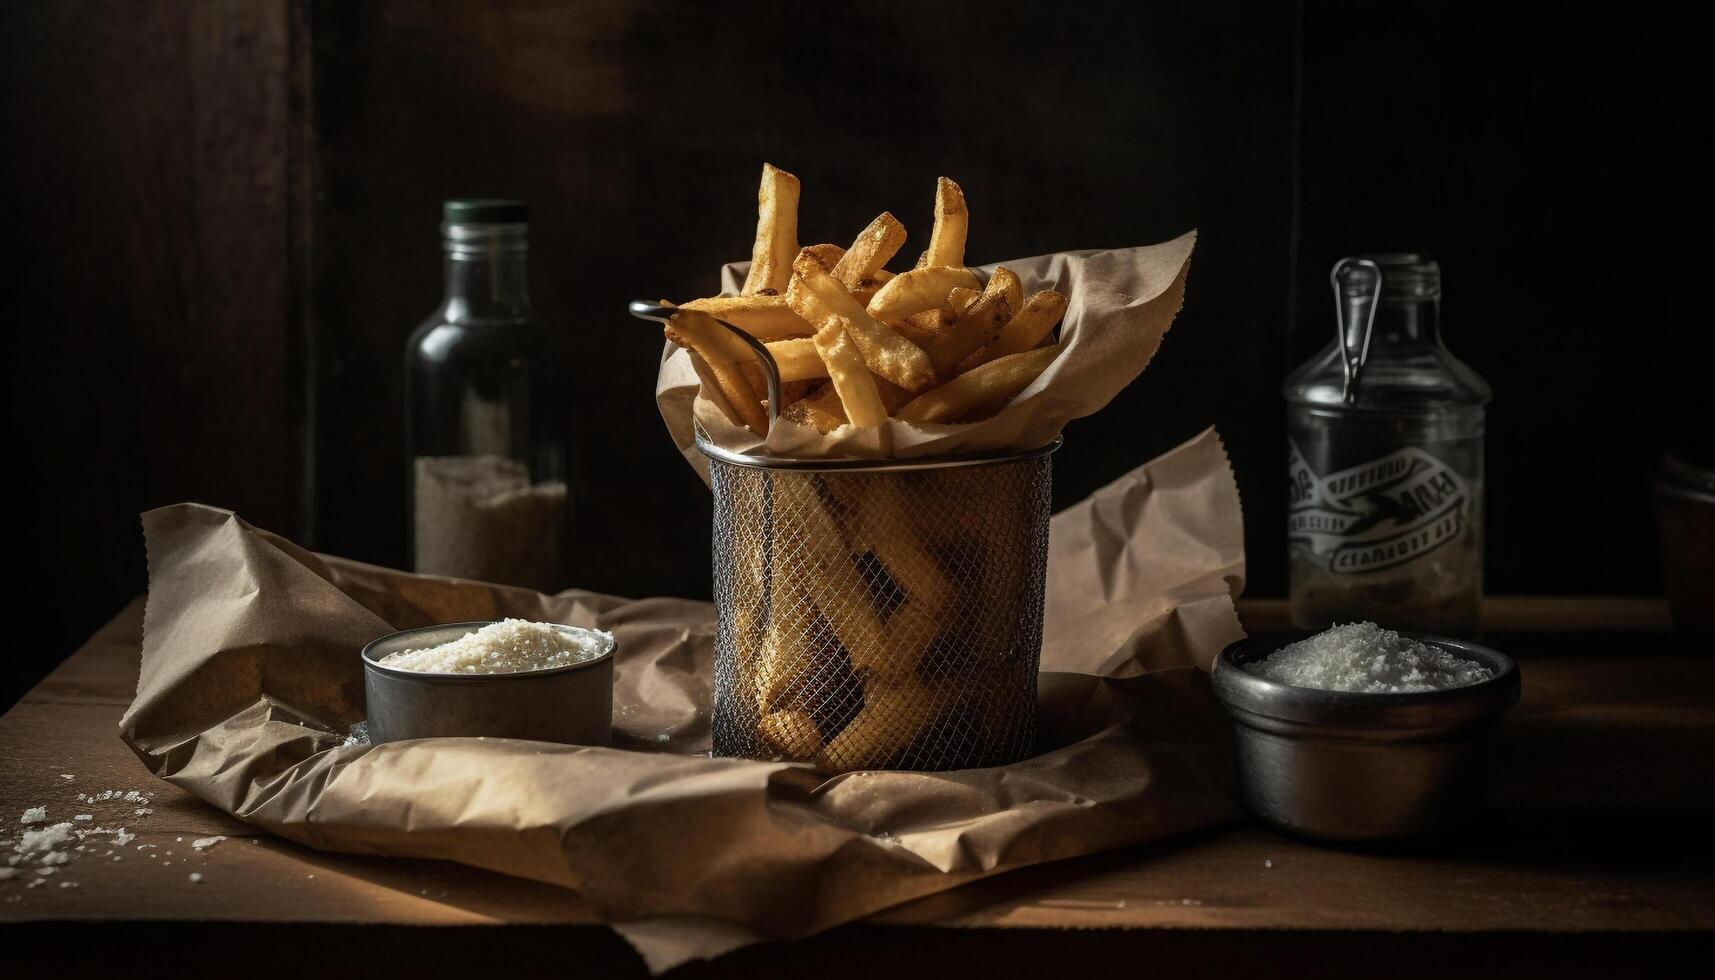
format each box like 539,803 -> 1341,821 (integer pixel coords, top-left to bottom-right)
681,294 -> 813,340
896,345 -> 1059,425
849,272 -> 892,307
786,251 -> 936,391
816,676 -> 941,771
756,477 -> 858,712
727,472 -> 772,718
780,382 -> 849,433
760,337 -> 829,382
759,708 -> 822,759
918,176 -> 968,269
900,285 -> 980,342
664,311 -> 769,433
780,375 -> 914,432
831,212 -> 906,288
956,289 -> 1068,372
865,265 -> 982,323
801,242 -> 846,271
827,477 -> 954,678
924,266 -> 1020,377
813,316 -> 888,428
742,163 -> 801,295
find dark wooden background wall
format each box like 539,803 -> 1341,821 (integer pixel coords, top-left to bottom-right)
5,0 -> 1711,709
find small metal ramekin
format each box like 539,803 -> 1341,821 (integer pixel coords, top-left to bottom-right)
1211,632 -> 1520,843
361,621 -> 615,746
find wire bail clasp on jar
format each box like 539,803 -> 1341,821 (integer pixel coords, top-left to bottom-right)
1330,257 -> 1383,406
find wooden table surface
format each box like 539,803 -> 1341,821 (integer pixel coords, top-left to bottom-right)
3,598 -> 1711,977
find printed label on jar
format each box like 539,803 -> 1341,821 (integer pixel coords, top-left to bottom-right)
1288,441 -> 1471,574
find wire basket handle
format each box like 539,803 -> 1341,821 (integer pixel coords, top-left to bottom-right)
629,300 -> 782,430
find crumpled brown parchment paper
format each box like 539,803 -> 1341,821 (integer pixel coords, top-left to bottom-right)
657,234 -> 1195,476
121,427 -> 1244,973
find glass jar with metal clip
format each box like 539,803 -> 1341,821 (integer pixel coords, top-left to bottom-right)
1284,254 -> 1490,634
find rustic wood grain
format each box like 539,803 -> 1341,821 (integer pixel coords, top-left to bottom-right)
2,0 -> 300,705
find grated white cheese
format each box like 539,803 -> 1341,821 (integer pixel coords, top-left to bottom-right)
376,619 -> 612,675
20,807 -> 46,824
0,868 -> 15,881
18,823 -> 76,854
191,836 -> 227,851
1245,622 -> 1495,693
188,872 -> 204,883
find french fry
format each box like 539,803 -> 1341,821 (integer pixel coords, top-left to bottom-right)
924,266 -> 1020,377
831,212 -> 906,287
756,478 -> 854,711
899,285 -> 980,342
812,316 -> 888,428
849,270 -> 894,307
816,677 -> 941,770
944,285 -> 981,313
802,242 -> 846,271
778,378 -> 817,406
741,163 -> 801,295
957,289 -> 1068,372
865,265 -> 981,323
780,382 -> 849,433
681,294 -> 813,340
761,337 -> 829,382
786,250 -> 936,391
759,708 -> 822,759
728,472 -> 772,720
919,176 -> 967,268
897,345 -> 1059,424
779,374 -> 915,432
664,311 -> 769,433
738,344 -> 828,401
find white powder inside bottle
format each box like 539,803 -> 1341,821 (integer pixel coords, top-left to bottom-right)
413,455 -> 567,593
377,619 -> 612,675
1244,622 -> 1495,693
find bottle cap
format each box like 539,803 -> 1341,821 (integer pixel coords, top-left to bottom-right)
442,199 -> 529,225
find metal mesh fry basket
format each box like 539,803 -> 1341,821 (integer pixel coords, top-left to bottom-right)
704,439 -> 1057,772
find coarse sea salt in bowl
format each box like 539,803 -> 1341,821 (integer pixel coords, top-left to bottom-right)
361,619 -> 616,746
1211,623 -> 1519,843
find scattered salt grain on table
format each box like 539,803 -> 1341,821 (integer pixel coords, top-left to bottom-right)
376,619 -> 611,674
1244,622 -> 1494,693
191,836 -> 226,851
0,868 -> 15,881
188,873 -> 204,883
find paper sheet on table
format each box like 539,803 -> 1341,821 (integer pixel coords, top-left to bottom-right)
657,234 -> 1195,479
121,427 -> 1245,973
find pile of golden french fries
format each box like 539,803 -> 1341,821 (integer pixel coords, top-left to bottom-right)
665,164 -> 1067,434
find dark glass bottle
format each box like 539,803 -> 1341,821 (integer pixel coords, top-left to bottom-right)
1284,254 -> 1490,634
404,200 -> 567,591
